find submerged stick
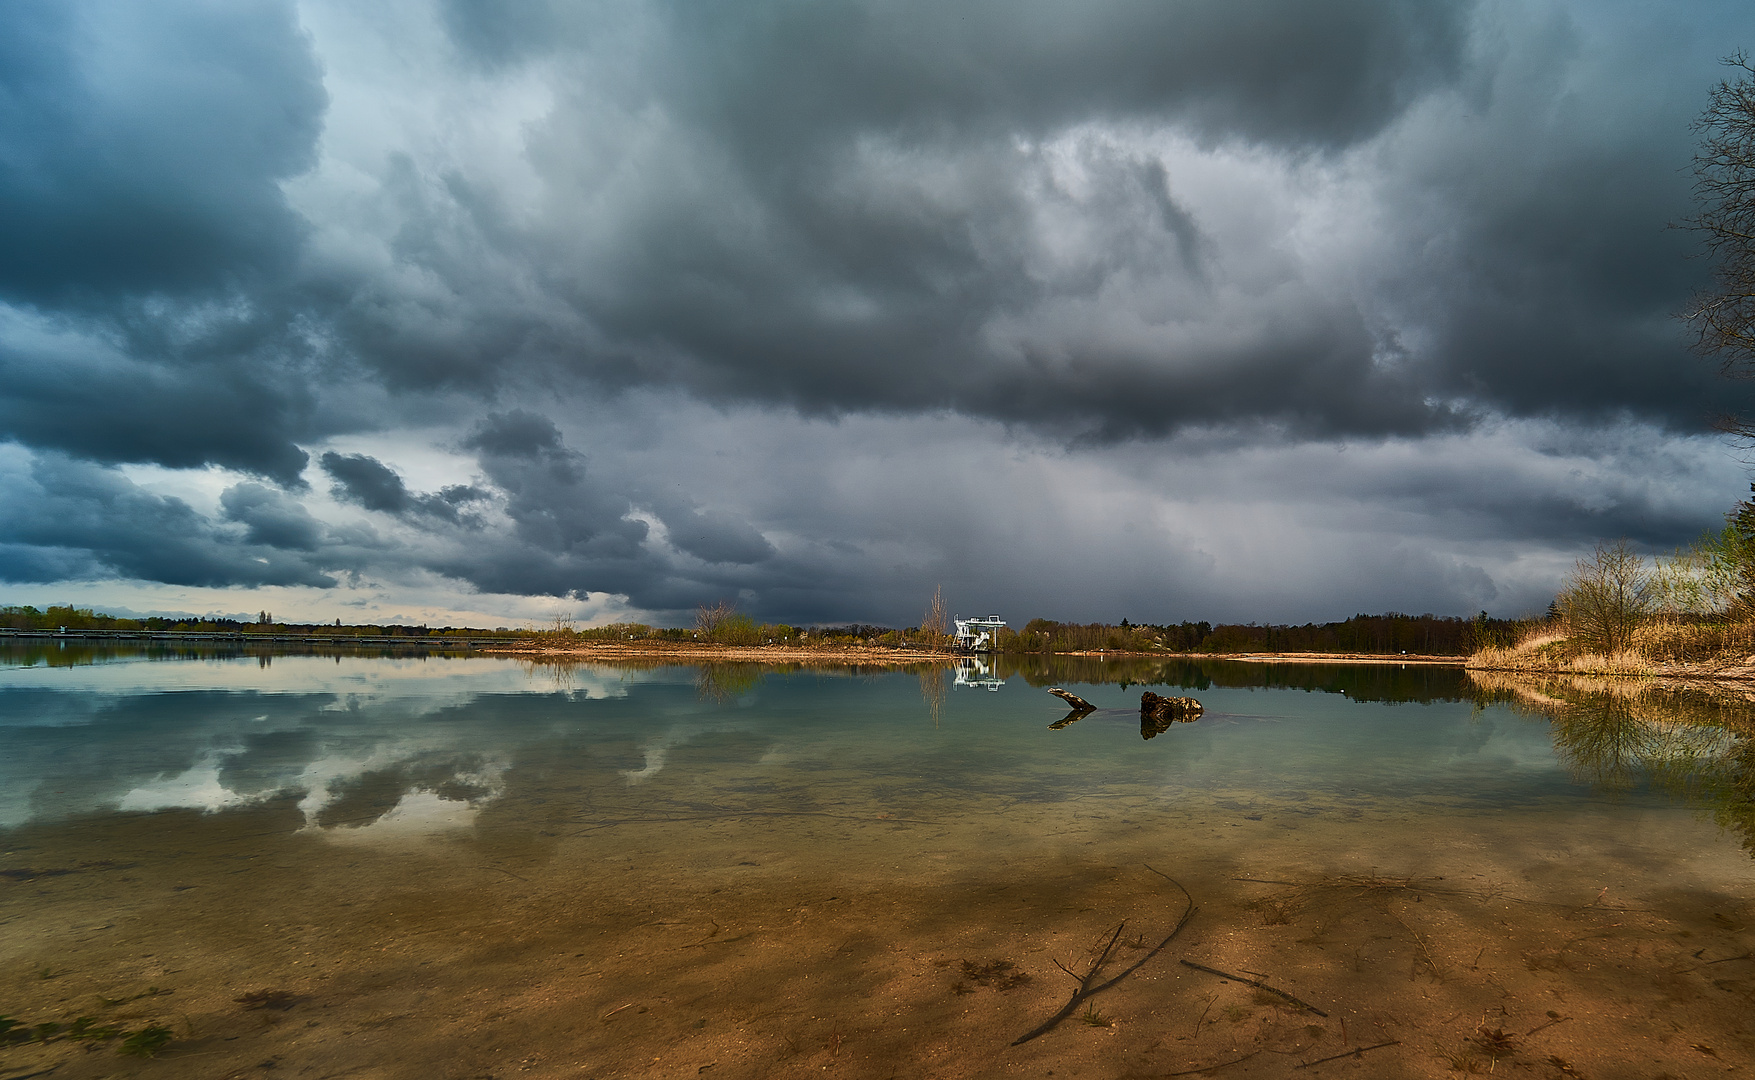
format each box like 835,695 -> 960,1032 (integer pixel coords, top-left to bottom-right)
1177,961 -> 1328,1017
1010,923 -> 1126,1046
1294,1040 -> 1399,1068
1524,1015 -> 1570,1037
1166,1050 -> 1259,1076
1011,867 -> 1197,1046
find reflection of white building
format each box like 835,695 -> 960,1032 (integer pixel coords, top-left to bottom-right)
953,656 -> 1004,691
953,614 -> 1007,652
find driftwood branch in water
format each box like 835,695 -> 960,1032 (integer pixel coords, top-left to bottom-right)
1177,960 -> 1328,1017
1047,687 -> 1095,711
1047,686 -> 1096,729
1011,867 -> 1197,1046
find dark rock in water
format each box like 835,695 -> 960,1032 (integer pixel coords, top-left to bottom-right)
1047,687 -> 1095,714
1140,691 -> 1203,740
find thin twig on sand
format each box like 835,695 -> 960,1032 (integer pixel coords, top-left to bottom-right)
1388,907 -> 1445,981
1010,866 -> 1197,1046
1295,1040 -> 1399,1068
1177,961 -> 1328,1017
1166,1050 -> 1260,1076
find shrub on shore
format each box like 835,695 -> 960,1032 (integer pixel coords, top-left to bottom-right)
1468,505 -> 1755,675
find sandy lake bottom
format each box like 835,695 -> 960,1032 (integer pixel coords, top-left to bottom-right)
1,650 -> 1751,1080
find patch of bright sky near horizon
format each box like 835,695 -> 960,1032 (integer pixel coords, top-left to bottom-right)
1,0 -> 1753,627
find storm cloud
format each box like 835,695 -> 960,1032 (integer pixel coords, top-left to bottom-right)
320,451 -> 486,522
0,452 -> 334,587
1,0 -> 1752,624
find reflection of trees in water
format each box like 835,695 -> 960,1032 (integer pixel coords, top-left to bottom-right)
695,663 -> 763,703
0,641 -> 470,669
1471,672 -> 1755,856
993,653 -> 1475,703
519,658 -> 581,693
918,665 -> 947,726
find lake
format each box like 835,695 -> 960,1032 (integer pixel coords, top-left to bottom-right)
1,644 -> 1751,1078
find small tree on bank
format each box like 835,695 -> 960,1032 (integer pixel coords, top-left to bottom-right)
919,585 -> 949,646
1557,541 -> 1653,654
693,599 -> 766,645
695,599 -> 736,637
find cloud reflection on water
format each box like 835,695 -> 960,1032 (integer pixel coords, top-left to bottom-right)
5,649 -> 1754,862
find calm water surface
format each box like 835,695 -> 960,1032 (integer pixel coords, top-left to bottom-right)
2,645 -> 1751,1078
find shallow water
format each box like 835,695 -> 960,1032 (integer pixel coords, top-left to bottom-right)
2,646 -> 1752,1078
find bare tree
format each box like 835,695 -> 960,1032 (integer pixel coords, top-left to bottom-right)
1556,540 -> 1653,654
695,598 -> 737,636
920,585 -> 949,646
1685,52 -> 1755,434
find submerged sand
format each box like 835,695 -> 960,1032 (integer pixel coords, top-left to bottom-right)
3,762 -> 1752,1079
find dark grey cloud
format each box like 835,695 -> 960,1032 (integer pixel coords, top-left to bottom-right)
440,412 -> 653,594
320,452 -> 409,513
323,0 -> 1745,441
459,411 -> 566,459
319,451 -> 485,522
0,454 -> 333,587
0,0 -> 328,483
220,482 -> 323,551
0,0 -> 323,303
448,0 -> 1468,148
654,503 -> 776,566
0,327 -> 318,484
3,0 -> 1754,626
3,0 -> 1742,472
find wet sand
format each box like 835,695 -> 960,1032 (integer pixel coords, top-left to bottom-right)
4,773 -> 1752,1079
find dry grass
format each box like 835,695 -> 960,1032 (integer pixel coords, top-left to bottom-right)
1562,650 -> 1654,675
1629,618 -> 1755,663
1467,616 -> 1755,676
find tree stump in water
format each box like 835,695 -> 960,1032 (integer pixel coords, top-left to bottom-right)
1140,691 -> 1203,739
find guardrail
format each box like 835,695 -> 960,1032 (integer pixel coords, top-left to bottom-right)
0,628 -> 515,648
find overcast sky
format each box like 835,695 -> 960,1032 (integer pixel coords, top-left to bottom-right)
2,0 -> 1752,628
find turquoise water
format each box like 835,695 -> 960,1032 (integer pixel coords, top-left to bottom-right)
0,650 -> 1638,834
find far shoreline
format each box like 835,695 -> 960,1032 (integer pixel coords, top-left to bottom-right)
491,640 -> 1755,688
483,640 -> 1472,666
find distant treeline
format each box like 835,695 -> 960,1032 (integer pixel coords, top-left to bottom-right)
3,604 -> 1521,656
0,605 -> 518,638
1006,612 -> 1521,656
